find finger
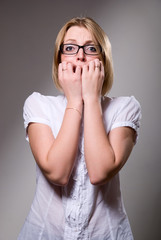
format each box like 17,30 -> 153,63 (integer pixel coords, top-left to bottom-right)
58,63 -> 63,79
75,65 -> 81,78
94,58 -> 100,64
67,62 -> 73,72
100,61 -> 104,74
82,64 -> 88,75
94,59 -> 101,70
89,60 -> 95,72
62,61 -> 67,72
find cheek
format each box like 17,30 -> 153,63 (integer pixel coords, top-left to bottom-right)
60,54 -> 65,62
86,55 -> 102,62
60,54 -> 73,63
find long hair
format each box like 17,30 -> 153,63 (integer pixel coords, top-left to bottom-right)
52,17 -> 113,96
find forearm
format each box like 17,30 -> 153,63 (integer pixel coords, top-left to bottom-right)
46,102 -> 82,185
84,98 -> 116,185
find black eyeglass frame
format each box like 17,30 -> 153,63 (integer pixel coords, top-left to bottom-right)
60,43 -> 102,56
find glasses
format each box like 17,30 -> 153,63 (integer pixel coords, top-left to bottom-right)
60,43 -> 102,55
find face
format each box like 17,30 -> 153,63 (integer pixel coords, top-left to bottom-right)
61,26 -> 101,68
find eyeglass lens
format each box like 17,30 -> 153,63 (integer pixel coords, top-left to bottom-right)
61,44 -> 101,55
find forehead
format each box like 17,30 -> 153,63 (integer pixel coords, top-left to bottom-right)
63,26 -> 95,43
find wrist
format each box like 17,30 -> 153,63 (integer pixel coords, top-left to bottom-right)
84,96 -> 102,115
83,95 -> 101,106
67,99 -> 83,114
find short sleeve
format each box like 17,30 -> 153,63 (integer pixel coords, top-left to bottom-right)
111,96 -> 141,142
23,92 -> 52,141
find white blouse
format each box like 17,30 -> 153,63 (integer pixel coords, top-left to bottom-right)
18,92 -> 141,240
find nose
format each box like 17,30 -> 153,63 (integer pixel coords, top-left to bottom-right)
77,48 -> 86,61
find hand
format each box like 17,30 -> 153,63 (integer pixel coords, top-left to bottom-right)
58,61 -> 83,106
82,59 -> 104,102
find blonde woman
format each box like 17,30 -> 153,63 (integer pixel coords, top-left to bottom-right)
18,17 -> 141,240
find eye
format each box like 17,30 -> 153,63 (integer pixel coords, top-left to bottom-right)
88,46 -> 97,52
64,44 -> 76,52
85,45 -> 100,54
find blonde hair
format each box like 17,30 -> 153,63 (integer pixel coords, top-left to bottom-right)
52,17 -> 113,96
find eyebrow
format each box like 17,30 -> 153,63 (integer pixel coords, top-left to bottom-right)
64,39 -> 95,45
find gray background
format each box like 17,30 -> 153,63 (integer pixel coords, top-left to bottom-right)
1,0 -> 161,239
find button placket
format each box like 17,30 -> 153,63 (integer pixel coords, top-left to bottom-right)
63,119 -> 91,237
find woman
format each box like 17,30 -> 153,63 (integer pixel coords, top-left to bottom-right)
18,17 -> 141,240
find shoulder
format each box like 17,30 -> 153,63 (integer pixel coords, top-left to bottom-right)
102,95 -> 141,114
23,92 -> 67,135
24,92 -> 66,112
102,96 -> 141,136
24,92 -> 65,106
23,92 -> 67,121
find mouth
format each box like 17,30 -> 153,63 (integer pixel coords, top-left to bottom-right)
73,64 -> 86,73
73,65 -> 76,72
